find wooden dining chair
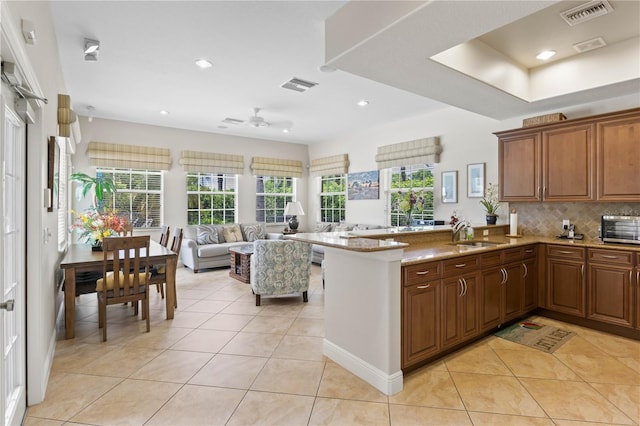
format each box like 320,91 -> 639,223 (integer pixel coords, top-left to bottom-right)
159,225 -> 170,247
117,222 -> 134,236
149,227 -> 183,308
96,235 -> 151,342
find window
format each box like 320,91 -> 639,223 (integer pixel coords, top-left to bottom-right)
256,176 -> 294,223
187,173 -> 237,225
319,174 -> 346,223
98,168 -> 163,228
389,164 -> 434,226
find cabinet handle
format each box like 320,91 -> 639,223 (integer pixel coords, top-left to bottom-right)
601,255 -> 618,259
504,268 -> 509,284
500,268 -> 506,285
417,284 -> 430,289
415,270 -> 430,275
637,269 -> 639,285
538,186 -> 541,198
543,186 -> 547,198
462,278 -> 468,296
522,263 -> 528,278
455,263 -> 466,268
458,279 -> 464,297
581,264 -> 584,277
525,249 -> 534,253
630,270 -> 633,284
558,250 -> 573,255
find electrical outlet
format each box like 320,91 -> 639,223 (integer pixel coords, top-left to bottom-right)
562,219 -> 570,230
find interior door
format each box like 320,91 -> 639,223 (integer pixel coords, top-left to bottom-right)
1,92 -> 27,425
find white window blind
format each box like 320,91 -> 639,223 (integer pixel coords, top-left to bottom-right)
376,136 -> 442,169
57,139 -> 69,252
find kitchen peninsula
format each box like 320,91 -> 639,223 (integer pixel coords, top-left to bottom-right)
288,226 -> 640,396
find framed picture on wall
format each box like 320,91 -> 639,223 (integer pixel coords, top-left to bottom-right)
467,163 -> 485,198
347,170 -> 379,200
441,170 -> 457,203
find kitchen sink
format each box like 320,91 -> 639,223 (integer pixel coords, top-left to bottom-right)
452,240 -> 502,248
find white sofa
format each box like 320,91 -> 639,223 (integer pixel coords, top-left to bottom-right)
310,222 -> 388,264
181,223 -> 276,273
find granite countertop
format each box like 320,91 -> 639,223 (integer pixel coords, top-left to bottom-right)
286,227 -> 640,263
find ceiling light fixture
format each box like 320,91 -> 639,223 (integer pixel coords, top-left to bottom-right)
282,129 -> 290,133
195,59 -> 213,69
536,50 -> 556,60
84,38 -> 100,61
159,110 -> 169,115
357,100 -> 370,107
87,105 -> 95,122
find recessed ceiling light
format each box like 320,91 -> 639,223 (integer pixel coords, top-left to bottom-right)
536,50 -> 556,60
319,64 -> 336,73
357,100 -> 369,107
195,59 -> 213,69
159,110 -> 169,115
282,129 -> 290,133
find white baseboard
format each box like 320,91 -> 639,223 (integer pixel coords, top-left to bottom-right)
323,339 -> 403,396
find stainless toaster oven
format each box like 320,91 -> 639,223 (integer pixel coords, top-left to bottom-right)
601,215 -> 640,245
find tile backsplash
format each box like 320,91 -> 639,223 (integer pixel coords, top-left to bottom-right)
510,202 -> 640,241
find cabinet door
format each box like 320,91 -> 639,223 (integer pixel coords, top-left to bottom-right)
522,258 -> 538,312
480,267 -> 503,331
498,132 -> 541,201
402,280 -> 440,368
460,273 -> 479,340
546,258 -> 585,317
597,115 -> 640,201
587,263 -> 633,328
543,124 -> 594,201
441,277 -> 462,349
503,263 -> 524,322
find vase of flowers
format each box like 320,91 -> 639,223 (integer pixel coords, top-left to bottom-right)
396,190 -> 425,229
480,182 -> 501,225
71,209 -> 131,249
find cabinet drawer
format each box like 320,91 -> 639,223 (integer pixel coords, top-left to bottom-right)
403,261 -> 441,286
546,245 -> 585,260
522,245 -> 537,259
481,252 -> 502,268
503,247 -> 523,264
442,255 -> 479,277
588,248 -> 634,266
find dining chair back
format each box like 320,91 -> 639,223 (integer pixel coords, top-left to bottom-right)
117,222 -> 134,236
96,235 -> 151,341
159,225 -> 171,247
150,227 -> 183,308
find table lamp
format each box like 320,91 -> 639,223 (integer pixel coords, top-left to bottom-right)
284,201 -> 305,231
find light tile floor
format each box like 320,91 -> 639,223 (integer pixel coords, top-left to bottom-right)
25,265 -> 640,425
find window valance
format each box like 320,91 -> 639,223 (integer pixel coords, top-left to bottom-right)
87,141 -> 171,170
250,156 -> 303,178
179,151 -> 244,174
375,136 -> 442,169
309,153 -> 349,177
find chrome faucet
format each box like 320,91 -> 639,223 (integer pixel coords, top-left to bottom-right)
452,221 -> 468,242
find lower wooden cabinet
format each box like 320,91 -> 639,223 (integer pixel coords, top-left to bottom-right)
402,279 -> 440,367
546,246 -> 586,317
587,248 -> 635,328
442,272 -> 479,349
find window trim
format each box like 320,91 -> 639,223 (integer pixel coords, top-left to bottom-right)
255,175 -> 296,224
186,172 -> 238,225
318,174 -> 346,223
387,164 -> 435,227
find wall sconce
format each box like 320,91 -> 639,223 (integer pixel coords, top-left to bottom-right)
84,38 -> 100,61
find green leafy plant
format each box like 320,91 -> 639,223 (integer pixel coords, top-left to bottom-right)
480,182 -> 500,215
70,172 -> 117,203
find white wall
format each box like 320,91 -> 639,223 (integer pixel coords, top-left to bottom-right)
73,117 -> 311,232
308,94 -> 640,227
4,0 -> 69,405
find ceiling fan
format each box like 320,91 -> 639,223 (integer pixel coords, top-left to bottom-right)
247,107 -> 270,128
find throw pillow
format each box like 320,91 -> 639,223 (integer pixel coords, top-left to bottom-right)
196,225 -> 220,244
313,222 -> 334,233
222,224 -> 244,242
334,224 -> 354,232
241,223 -> 266,242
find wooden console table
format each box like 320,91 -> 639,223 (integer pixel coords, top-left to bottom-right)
229,245 -> 253,283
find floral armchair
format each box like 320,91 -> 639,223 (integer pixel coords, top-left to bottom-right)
250,240 -> 311,306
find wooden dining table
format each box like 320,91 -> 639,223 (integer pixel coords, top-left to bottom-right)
60,240 -> 178,339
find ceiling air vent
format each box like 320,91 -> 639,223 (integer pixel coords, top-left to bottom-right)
280,77 -> 318,93
560,0 -> 613,26
573,37 -> 607,53
222,117 -> 244,125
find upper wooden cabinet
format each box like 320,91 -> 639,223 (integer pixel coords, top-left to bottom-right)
496,108 -> 639,202
597,114 -> 640,201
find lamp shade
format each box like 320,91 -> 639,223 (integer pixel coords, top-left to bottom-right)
284,201 -> 305,216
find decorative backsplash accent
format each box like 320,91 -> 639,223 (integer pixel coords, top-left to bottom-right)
510,202 -> 640,241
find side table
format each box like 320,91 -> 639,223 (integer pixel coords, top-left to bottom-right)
229,245 -> 254,283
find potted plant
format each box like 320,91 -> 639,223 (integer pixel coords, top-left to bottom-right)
70,172 -> 117,210
480,182 -> 500,225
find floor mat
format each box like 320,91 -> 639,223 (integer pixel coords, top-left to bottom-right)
495,321 -> 575,353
